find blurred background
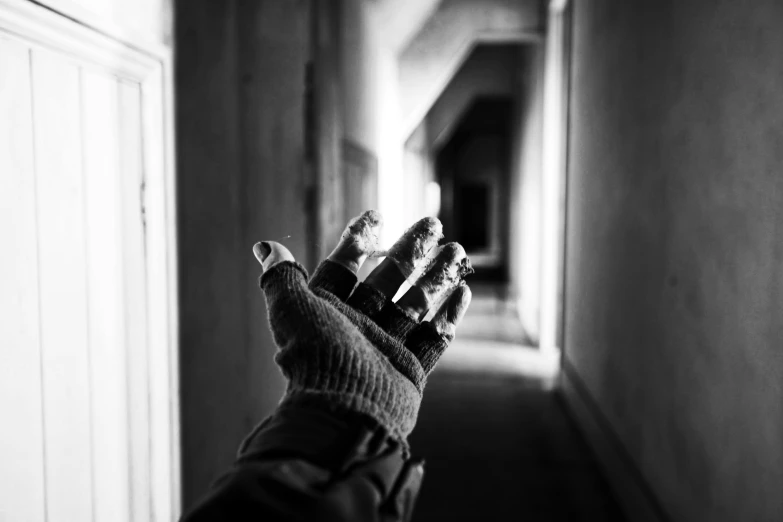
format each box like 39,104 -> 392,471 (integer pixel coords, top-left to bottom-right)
2,0 -> 782,521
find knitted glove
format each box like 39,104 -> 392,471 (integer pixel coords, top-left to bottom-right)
254,211 -> 472,444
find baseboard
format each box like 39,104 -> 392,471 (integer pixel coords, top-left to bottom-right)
559,360 -> 671,522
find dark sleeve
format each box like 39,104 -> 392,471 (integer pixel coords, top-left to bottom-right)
180,406 -> 424,522
180,449 -> 423,522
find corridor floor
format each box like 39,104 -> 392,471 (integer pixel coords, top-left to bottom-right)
409,286 -> 626,522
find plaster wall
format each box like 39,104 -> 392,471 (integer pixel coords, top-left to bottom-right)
340,0 -> 382,255
311,0 -> 345,261
403,123 -> 436,228
341,0 -> 379,154
509,44 -> 544,343
565,1 -> 783,520
375,46 -> 408,245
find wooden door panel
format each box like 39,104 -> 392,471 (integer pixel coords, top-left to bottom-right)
0,36 -> 46,522
0,0 -> 178,519
30,47 -> 94,522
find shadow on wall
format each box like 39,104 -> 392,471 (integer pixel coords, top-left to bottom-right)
176,0 -> 312,510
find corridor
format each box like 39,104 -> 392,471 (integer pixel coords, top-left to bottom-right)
4,0 -> 783,520
410,287 -> 626,521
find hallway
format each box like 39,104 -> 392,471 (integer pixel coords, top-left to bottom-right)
410,287 -> 626,521
5,0 -> 783,520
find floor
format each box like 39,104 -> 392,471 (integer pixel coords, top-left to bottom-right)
409,285 -> 626,522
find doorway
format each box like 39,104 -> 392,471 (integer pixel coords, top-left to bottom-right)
436,97 -> 513,285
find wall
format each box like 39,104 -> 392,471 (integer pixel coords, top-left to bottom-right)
509,43 -> 544,343
538,2 -> 570,352
375,45 -> 408,246
311,0 -> 345,261
340,0 -> 380,247
341,0 -> 379,154
402,122 -> 436,228
176,0 -> 310,509
313,0 -> 383,261
565,1 -> 783,520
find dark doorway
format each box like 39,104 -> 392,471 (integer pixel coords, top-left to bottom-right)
436,97 -> 513,283
458,183 -> 490,251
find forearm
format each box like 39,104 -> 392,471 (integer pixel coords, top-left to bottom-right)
180,401 -> 423,522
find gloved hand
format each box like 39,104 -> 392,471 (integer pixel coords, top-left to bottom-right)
253,210 -> 473,444
179,211 -> 474,522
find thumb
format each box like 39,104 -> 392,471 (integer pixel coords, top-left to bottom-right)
253,241 -> 295,272
253,240 -> 366,357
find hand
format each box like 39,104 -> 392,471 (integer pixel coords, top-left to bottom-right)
252,210 -> 473,441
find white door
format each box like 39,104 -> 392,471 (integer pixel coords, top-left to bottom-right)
0,1 -> 179,520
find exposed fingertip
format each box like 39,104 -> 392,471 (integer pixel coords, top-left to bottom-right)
386,216 -> 444,277
429,283 -> 471,342
459,257 -> 474,279
418,216 -> 441,230
256,240 -> 296,272
359,209 -> 383,227
448,283 -> 472,326
442,242 -> 466,258
329,209 -> 384,274
408,242 -> 470,307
